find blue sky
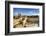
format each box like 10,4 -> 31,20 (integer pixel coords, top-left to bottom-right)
13,8 -> 39,16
